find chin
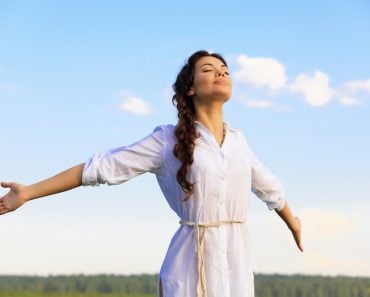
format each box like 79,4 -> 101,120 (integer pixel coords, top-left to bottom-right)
218,91 -> 232,103
222,96 -> 231,104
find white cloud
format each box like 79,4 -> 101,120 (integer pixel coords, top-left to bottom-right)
289,71 -> 333,106
250,207 -> 370,276
0,212 -> 176,275
234,55 -> 287,90
296,208 -> 370,276
344,79 -> 370,93
233,54 -> 368,109
117,91 -> 151,116
299,208 -> 355,240
338,95 -> 361,106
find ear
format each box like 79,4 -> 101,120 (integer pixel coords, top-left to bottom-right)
186,87 -> 195,96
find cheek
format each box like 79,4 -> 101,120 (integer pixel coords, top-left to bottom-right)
193,76 -> 212,93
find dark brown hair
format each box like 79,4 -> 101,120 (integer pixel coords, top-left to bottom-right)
172,50 -> 227,200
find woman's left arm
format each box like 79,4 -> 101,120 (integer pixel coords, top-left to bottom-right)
275,201 -> 304,252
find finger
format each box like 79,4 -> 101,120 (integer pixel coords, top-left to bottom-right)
296,238 -> 304,252
292,217 -> 303,252
0,204 -> 10,214
0,209 -> 9,215
295,233 -> 304,252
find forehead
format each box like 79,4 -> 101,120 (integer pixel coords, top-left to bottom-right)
196,56 -> 227,69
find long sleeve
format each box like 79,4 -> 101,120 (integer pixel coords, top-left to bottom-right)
242,133 -> 286,211
82,125 -> 166,186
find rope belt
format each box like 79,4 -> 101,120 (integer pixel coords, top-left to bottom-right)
179,219 -> 246,297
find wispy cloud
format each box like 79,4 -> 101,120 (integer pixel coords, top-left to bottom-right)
237,94 -> 291,112
344,79 -> 370,93
0,82 -> 27,95
0,83 -> 17,93
116,91 -> 151,116
335,78 -> 370,106
338,95 -> 362,107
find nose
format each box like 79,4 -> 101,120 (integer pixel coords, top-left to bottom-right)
216,68 -> 225,77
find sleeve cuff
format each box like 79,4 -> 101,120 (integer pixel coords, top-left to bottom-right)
81,157 -> 99,186
267,197 -> 286,211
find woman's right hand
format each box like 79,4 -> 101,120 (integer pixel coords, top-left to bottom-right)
0,182 -> 28,215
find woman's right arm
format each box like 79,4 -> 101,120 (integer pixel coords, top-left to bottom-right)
0,163 -> 85,215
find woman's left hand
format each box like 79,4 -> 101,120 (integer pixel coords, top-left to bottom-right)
289,217 -> 303,252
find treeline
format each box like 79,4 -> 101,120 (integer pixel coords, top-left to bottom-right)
0,274 -> 369,296
0,274 -> 156,294
255,274 -> 370,297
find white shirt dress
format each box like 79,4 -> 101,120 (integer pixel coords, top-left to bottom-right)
82,121 -> 286,297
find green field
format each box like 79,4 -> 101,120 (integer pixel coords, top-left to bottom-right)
0,293 -> 156,297
1,274 -> 370,297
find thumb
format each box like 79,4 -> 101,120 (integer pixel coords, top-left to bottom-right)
1,181 -> 13,188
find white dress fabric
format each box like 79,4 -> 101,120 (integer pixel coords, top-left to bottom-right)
82,121 -> 286,297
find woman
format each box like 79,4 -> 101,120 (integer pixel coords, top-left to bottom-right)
0,50 -> 303,297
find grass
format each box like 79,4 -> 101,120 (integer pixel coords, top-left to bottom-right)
0,293 -> 156,297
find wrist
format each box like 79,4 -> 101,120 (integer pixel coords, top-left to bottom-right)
22,185 -> 34,202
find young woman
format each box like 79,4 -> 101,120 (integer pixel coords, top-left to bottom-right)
0,50 -> 303,297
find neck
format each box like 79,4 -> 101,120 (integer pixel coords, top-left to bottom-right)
194,104 -> 225,145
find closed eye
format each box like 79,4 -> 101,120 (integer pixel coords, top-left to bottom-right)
202,68 -> 229,75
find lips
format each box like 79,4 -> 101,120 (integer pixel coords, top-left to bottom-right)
214,78 -> 229,85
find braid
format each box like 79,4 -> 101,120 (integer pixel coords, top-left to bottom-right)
173,93 -> 198,200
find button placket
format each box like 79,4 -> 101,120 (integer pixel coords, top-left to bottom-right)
217,150 -> 230,297
218,152 -> 227,214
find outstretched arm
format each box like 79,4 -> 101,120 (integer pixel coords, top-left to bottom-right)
275,201 -> 304,252
0,163 -> 85,215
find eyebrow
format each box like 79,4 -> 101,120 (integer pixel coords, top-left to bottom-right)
200,63 -> 228,68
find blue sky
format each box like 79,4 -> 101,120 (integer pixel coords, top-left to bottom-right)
1,0 -> 369,276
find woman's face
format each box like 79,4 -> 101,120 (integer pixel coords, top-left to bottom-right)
188,56 -> 232,104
